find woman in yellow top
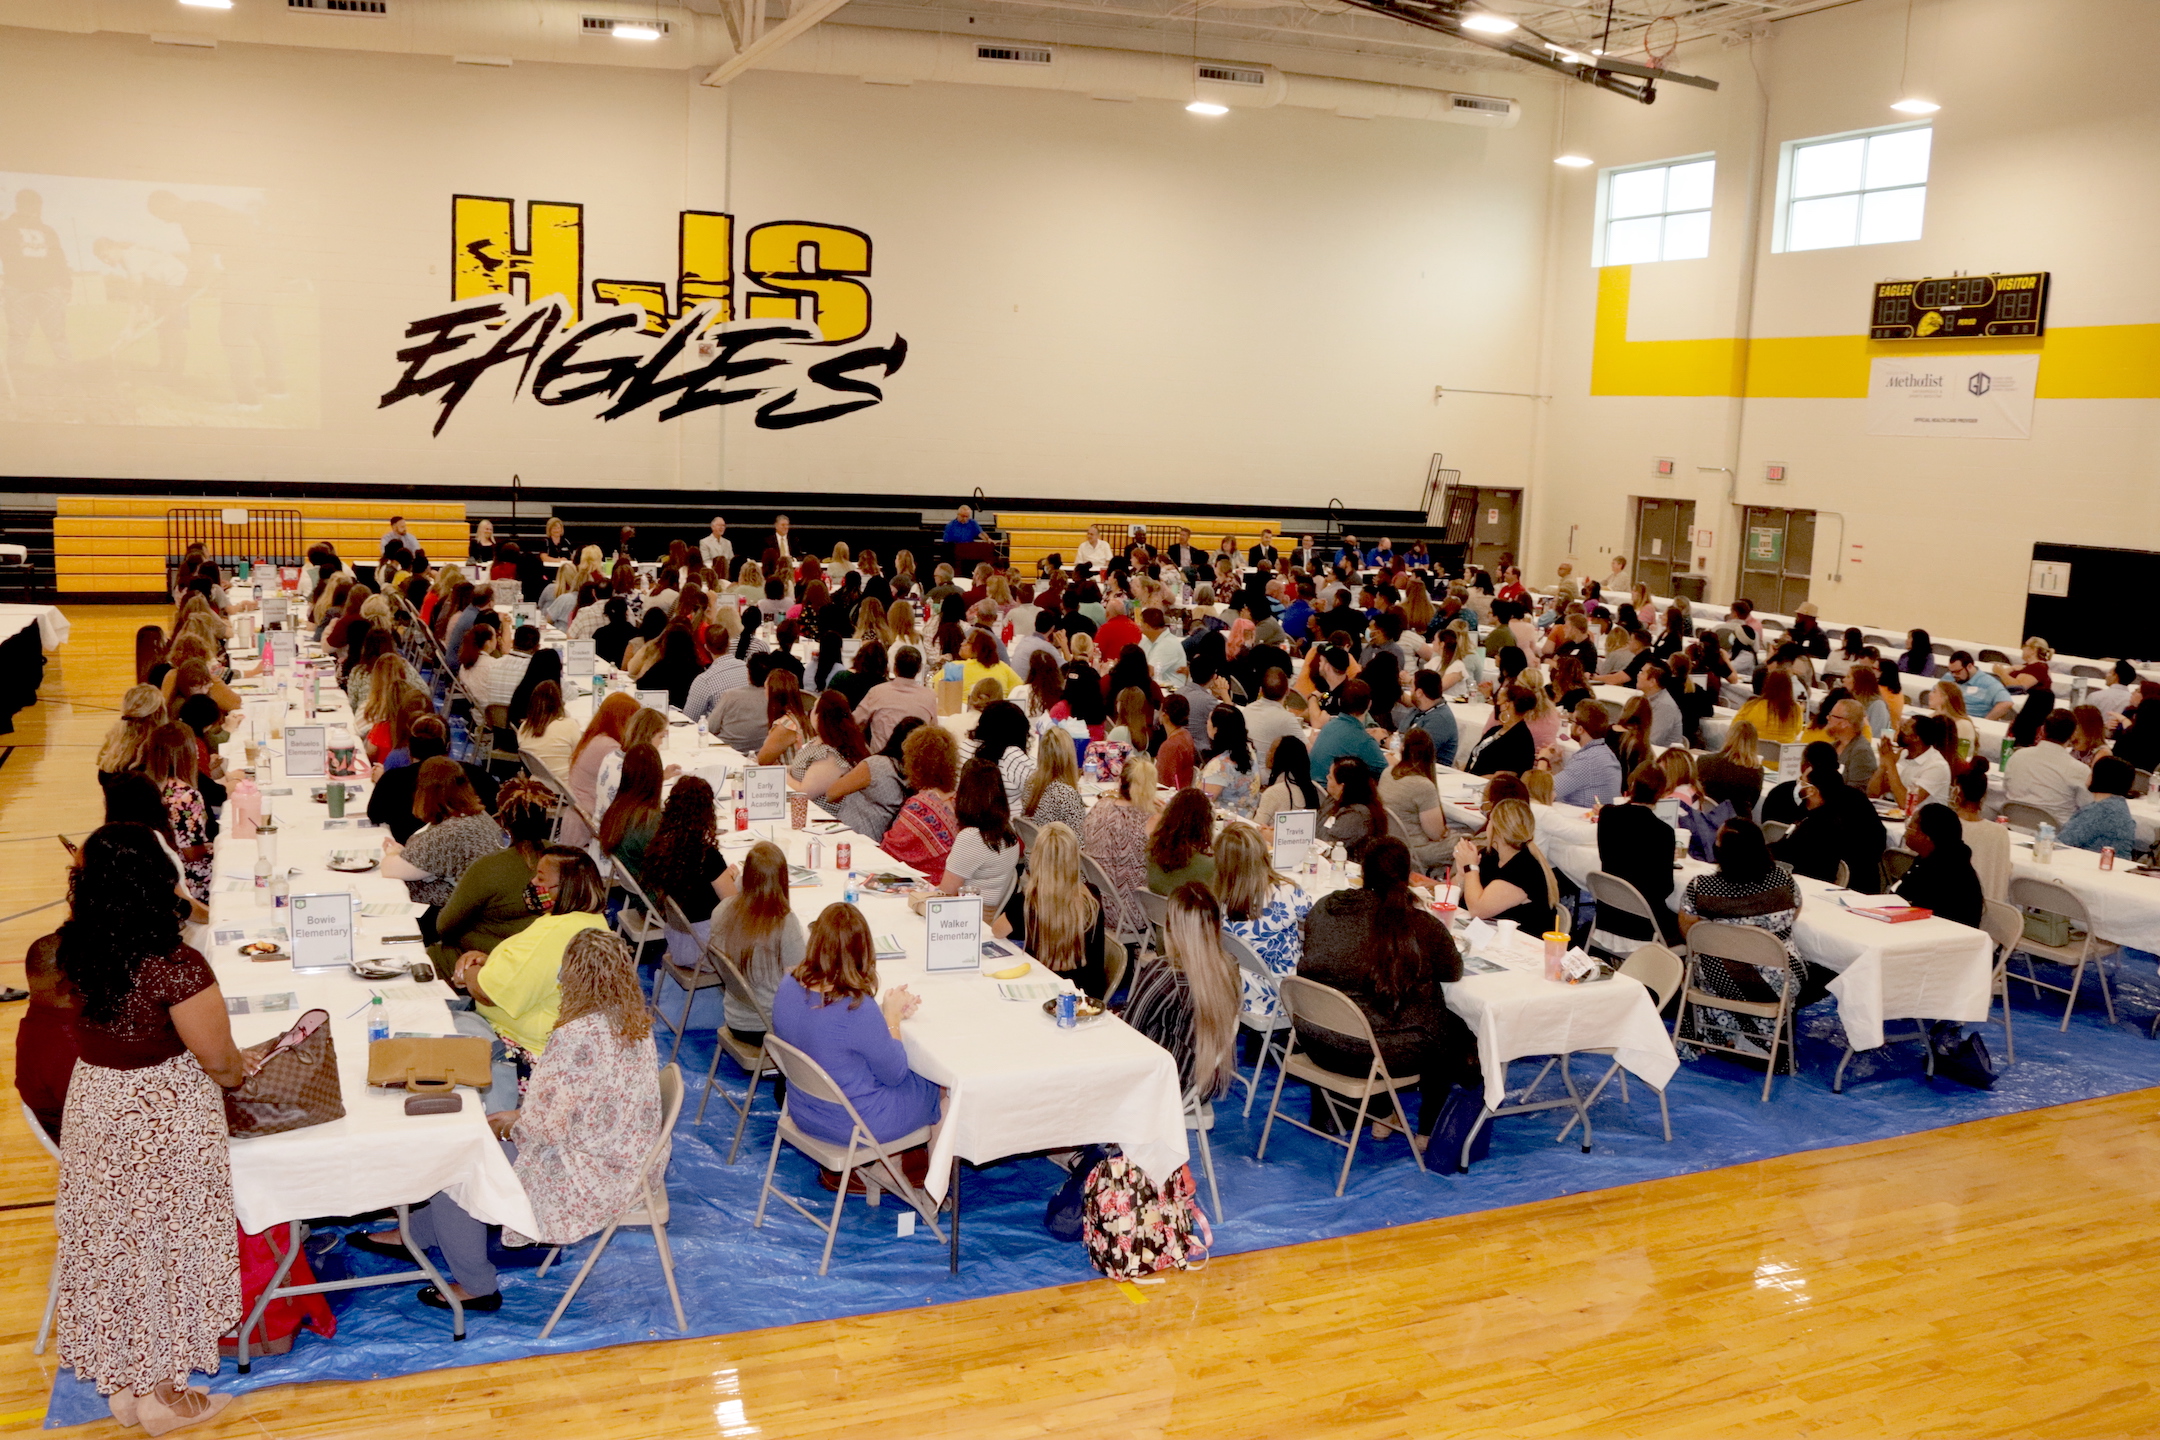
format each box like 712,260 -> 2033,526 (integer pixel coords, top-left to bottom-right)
959,630 -> 1022,701
1730,669 -> 1806,745
450,846 -> 610,1108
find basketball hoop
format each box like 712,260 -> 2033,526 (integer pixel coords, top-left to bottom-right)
1642,14 -> 1679,68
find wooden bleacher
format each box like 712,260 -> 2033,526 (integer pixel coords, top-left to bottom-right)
55,497 -> 468,597
999,511 -> 1294,572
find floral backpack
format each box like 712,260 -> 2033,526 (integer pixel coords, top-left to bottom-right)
1081,1154 -> 1211,1279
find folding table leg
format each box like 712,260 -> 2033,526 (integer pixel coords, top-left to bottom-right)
233,1220 -> 305,1374
948,1158 -> 961,1276
397,1204 -> 465,1341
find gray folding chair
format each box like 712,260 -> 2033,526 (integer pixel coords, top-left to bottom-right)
1255,975 -> 1427,1197
23,1102 -> 59,1354
1135,887 -> 1171,958
1834,860 -> 1851,888
652,895 -> 720,1066
1585,869 -> 1680,966
1980,897 -> 2023,1062
1676,922 -> 1801,1102
1080,852 -> 1146,954
609,858 -> 667,961
1553,944 -> 1683,1143
1998,801 -> 2056,835
697,943 -> 781,1162
536,1064 -> 687,1339
1185,1092 -> 1224,1221
2007,874 -> 2118,1030
755,1037 -> 947,1276
1013,815 -> 1042,849
1760,820 -> 1791,844
1220,928 -> 1292,1118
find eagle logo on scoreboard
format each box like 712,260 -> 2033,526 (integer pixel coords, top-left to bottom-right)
379,195 -> 908,435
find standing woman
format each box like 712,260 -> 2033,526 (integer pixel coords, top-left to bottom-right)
142,723 -> 214,905
56,826 -> 255,1432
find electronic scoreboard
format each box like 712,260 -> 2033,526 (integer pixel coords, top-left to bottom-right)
1870,272 -> 2049,340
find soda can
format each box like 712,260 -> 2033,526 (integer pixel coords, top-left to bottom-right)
2101,847 -> 2116,871
1055,992 -> 1078,1029
836,841 -> 851,870
734,805 -> 749,832
806,837 -> 823,870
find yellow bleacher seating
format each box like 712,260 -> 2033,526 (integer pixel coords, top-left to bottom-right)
996,511 -> 1289,572
55,496 -> 468,595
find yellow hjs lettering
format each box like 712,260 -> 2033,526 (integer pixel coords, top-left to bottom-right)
592,211 -> 737,336
744,222 -> 872,344
451,195 -> 585,323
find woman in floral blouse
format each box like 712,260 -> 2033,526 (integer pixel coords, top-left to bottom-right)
142,724 -> 213,903
1677,817 -> 1811,1061
353,929 -> 662,1314
883,724 -> 961,883
1214,822 -> 1311,1019
1081,753 -> 1160,939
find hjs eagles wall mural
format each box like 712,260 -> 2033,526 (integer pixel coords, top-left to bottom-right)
380,195 -> 908,435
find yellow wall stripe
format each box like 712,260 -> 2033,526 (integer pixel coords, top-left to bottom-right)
1591,265 -> 2160,400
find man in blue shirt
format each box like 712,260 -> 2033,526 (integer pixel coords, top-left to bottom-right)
1549,703 -> 1624,807
1946,651 -> 2014,721
1308,678 -> 1386,783
380,515 -> 420,558
1401,671 -> 1459,767
940,505 -> 983,545
1280,581 -> 1316,642
1364,536 -> 1395,567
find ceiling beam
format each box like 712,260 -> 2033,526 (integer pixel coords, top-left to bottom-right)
702,0 -> 858,86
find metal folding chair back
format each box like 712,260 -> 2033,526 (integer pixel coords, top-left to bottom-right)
537,1064 -> 687,1338
1678,921 -> 1799,1102
755,1037 -> 947,1275
1080,852 -> 1145,946
696,940 -> 781,1161
1013,816 -> 1041,849
1220,927 -> 1291,1117
1255,975 -> 1427,1196
1585,869 -> 1675,959
2007,873 -> 2119,1030
1135,887 -> 1171,955
1999,801 -> 2056,834
1979,897 -> 2023,1061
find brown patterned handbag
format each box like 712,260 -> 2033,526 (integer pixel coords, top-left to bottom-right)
226,1008 -> 347,1137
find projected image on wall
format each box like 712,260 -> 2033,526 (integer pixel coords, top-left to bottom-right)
0,172 -> 316,428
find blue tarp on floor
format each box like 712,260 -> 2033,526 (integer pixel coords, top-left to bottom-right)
45,955 -> 2160,1426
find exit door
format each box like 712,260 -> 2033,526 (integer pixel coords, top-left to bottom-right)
1736,506 -> 1815,614
1631,497 -> 1695,598
1443,485 -> 1522,577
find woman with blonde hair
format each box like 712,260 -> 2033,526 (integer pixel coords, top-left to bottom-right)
1022,726 -> 1087,831
1215,822 -> 1312,1020
170,590 -> 229,645
854,596 -> 891,645
1698,719 -> 1767,814
1656,746 -> 1701,806
888,599 -> 921,651
1996,636 -> 2055,693
1000,821 -> 1110,1000
730,558 -> 765,601
756,668 -> 814,767
1123,883 -> 1240,1101
711,840 -> 804,1041
1082,752 -> 1157,936
97,685 -> 169,792
1451,798 -> 1559,933
1928,679 -> 1977,760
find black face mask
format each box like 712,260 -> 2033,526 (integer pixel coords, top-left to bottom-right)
524,882 -> 551,915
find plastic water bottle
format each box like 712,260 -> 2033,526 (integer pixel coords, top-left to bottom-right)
845,871 -> 860,905
2034,822 -> 2056,863
367,996 -> 389,1044
1082,749 -> 1101,784
253,850 -> 271,904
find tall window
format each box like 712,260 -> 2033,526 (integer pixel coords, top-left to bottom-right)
1599,156 -> 1715,265
1780,123 -> 1931,251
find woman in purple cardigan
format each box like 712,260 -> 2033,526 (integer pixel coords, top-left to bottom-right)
770,903 -> 940,1150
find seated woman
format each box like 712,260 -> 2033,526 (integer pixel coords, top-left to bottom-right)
426,779 -> 555,982
2058,756 -> 2138,857
1294,837 -> 1475,1141
596,744 -> 666,884
1895,803 -> 1985,927
911,758 -> 1023,911
771,903 -> 940,1178
1215,821 -> 1312,1021
1467,685 -> 1538,776
1452,798 -> 1560,934
828,717 -> 923,844
883,725 -> 962,882
1254,736 -> 1321,830
1083,753 -> 1159,937
449,847 -> 611,1112
999,821 -> 1110,1001
1318,754 -> 1389,862
1593,766 -> 1683,947
788,691 -> 870,801
1732,669 -> 1806,746
1147,787 -> 1218,895
1677,818 -> 1813,1064
357,929 -> 662,1316
711,841 -> 804,1041
1199,705 -> 1260,819
1022,726 -> 1089,832
641,777 -> 738,941
1122,884 -> 1241,1101
383,759 -> 506,933
1697,720 -> 1767,816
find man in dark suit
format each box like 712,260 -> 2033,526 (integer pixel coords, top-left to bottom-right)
1286,534 -> 1322,572
1162,528 -> 1203,578
1247,525 -> 1281,568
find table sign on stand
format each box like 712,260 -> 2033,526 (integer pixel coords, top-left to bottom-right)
924,896 -> 984,974
284,725 -> 327,778
1273,809 -> 1317,871
745,765 -> 788,823
288,891 -> 357,975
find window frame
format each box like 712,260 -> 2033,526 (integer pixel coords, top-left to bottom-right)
1591,152 -> 1717,268
1771,119 -> 1933,254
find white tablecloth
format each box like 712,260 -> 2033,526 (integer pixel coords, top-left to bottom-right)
1446,968 -> 1678,1112
212,668 -> 538,1237
2005,832 -> 2160,953
0,603 -> 68,650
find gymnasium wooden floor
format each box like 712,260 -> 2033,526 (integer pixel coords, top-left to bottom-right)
4,608 -> 2159,1438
